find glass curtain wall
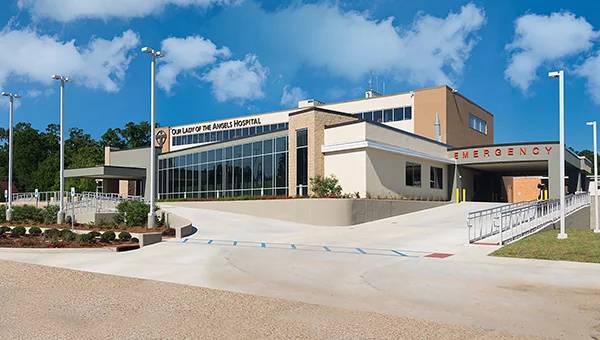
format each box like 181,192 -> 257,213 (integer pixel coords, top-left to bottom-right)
158,135 -> 288,199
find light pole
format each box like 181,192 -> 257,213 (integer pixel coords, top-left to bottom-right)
548,70 -> 567,239
1,92 -> 20,222
141,46 -> 164,228
52,74 -> 69,224
587,121 -> 600,233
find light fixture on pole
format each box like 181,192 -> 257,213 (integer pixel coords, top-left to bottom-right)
586,121 -> 600,233
52,74 -> 69,224
1,91 -> 20,222
548,70 -> 567,239
141,46 -> 164,228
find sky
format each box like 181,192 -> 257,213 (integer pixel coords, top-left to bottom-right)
1,0 -> 600,151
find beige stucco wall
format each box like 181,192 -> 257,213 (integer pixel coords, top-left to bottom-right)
288,109 -> 357,196
445,88 -> 494,147
323,150 -> 367,196
365,148 -> 448,200
413,86 -> 493,148
323,121 -> 451,200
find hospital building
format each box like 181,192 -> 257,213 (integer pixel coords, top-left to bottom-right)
66,85 -> 592,203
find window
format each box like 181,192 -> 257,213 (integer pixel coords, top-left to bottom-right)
405,162 -> 421,187
404,106 -> 412,120
430,167 -> 443,189
296,129 -> 308,196
383,109 -> 393,122
469,113 -> 487,134
373,110 -> 383,122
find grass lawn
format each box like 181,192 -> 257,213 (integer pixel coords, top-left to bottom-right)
491,228 -> 600,264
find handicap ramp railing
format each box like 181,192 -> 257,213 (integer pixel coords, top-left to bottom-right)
12,191 -> 144,213
467,192 -> 590,245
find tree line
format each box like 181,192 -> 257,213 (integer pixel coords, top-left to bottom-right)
0,121 -> 150,193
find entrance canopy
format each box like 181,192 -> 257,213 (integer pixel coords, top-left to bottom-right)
65,165 -> 147,180
449,142 -> 592,202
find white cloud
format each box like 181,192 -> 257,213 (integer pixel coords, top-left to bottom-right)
576,53 -> 600,104
280,85 -> 306,107
157,35 -> 230,93
505,12 -> 597,91
257,3 -> 485,86
0,29 -> 139,92
18,0 -> 235,22
202,54 -> 268,102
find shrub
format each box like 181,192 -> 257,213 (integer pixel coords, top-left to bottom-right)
0,206 -> 6,221
11,226 -> 26,237
118,231 -> 132,242
310,175 -> 343,198
115,201 -> 151,227
44,228 -> 60,239
88,231 -> 101,239
12,205 -> 43,223
131,237 -> 139,244
101,231 -> 116,242
0,226 -> 11,235
61,230 -> 76,242
77,233 -> 94,243
42,205 -> 60,224
28,226 -> 42,236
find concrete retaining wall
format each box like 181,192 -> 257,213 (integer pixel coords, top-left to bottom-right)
546,205 -> 591,231
167,198 -> 449,226
163,211 -> 195,239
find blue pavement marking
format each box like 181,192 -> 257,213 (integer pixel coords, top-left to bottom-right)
178,238 -> 429,259
391,250 -> 408,257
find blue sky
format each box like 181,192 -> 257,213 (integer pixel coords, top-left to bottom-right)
2,0 -> 600,151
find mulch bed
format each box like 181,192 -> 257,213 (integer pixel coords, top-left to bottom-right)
0,235 -> 137,249
73,225 -> 175,236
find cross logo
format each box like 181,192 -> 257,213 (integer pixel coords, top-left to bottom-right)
156,130 -> 167,147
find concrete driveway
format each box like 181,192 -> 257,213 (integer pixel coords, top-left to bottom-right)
1,203 -> 599,339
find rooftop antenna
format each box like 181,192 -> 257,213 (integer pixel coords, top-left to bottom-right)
382,79 -> 386,94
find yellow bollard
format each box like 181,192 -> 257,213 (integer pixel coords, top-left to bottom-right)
455,188 -> 460,203
462,188 -> 467,202
544,189 -> 548,201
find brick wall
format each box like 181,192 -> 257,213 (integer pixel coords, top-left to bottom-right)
288,109 -> 357,196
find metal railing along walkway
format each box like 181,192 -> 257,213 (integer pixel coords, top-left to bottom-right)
11,191 -> 144,213
467,192 -> 590,245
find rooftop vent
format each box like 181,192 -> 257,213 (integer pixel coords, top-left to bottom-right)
298,99 -> 324,108
365,89 -> 382,99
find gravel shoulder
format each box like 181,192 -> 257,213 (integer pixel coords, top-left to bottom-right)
0,260 -> 534,340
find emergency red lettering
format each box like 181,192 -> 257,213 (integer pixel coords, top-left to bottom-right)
462,151 -> 469,159
545,146 -> 553,155
508,148 -> 514,156
483,149 -> 490,157
454,152 -> 459,159
473,150 -> 479,158
520,147 -> 527,156
532,147 -> 540,155
495,148 -> 501,156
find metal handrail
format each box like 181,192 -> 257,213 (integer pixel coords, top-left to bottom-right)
468,192 -> 590,244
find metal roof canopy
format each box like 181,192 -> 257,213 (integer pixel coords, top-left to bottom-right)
64,165 -> 146,180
